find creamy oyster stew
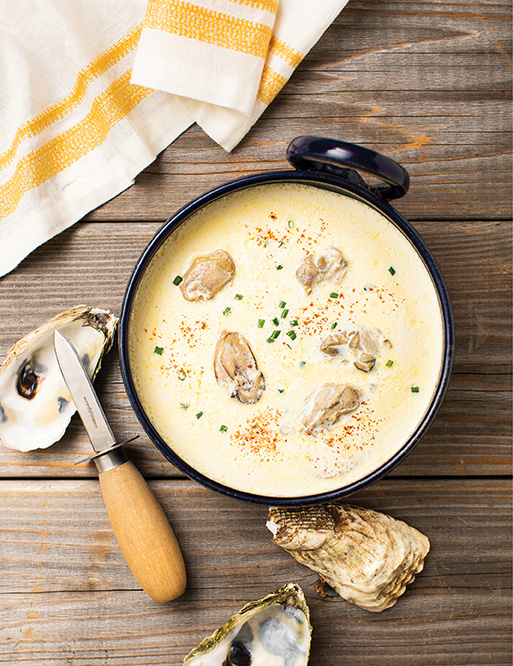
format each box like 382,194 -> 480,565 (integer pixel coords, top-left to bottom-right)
128,183 -> 444,497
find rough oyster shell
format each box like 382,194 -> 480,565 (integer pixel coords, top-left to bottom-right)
267,505 -> 430,613
183,583 -> 311,665
0,306 -> 117,451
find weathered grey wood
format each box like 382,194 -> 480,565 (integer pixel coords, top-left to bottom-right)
0,478 -> 510,665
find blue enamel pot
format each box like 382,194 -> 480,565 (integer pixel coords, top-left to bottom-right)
119,136 -> 454,506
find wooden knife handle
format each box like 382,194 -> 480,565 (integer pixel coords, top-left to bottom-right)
98,460 -> 186,602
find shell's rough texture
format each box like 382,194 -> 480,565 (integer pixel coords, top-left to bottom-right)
0,306 -> 118,451
183,583 -> 311,665
267,504 -> 430,613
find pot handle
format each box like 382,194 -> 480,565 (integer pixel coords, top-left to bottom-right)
287,136 -> 410,201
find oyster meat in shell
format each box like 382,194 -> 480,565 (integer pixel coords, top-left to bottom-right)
267,504 -> 430,613
183,583 -> 311,665
0,306 -> 117,451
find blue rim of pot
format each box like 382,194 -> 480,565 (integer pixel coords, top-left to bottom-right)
119,138 -> 454,506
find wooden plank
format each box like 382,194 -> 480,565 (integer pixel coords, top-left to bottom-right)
0,219 -> 510,478
311,1 -> 512,59
77,0 -> 512,222
85,128 -> 512,222
0,478 -> 510,665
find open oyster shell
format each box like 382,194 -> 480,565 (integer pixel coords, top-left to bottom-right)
183,583 -> 311,665
0,306 -> 117,451
267,505 -> 430,613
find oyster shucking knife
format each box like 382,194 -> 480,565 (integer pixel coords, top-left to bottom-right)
53,329 -> 186,602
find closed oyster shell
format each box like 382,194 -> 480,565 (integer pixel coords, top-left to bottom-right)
0,306 -> 117,451
267,505 -> 430,613
183,583 -> 311,665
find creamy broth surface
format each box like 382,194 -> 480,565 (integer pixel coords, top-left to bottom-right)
128,183 -> 444,497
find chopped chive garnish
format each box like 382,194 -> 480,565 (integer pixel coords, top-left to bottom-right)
271,330 -> 281,339
299,361 -> 306,368
276,265 -> 283,270
286,343 -> 292,349
331,322 -> 338,330
272,317 -> 280,326
178,370 -> 186,381
329,292 -> 339,299
286,330 -> 297,340
154,345 -> 164,355
278,241 -> 285,248
196,411 -> 203,419
279,300 -> 286,308
180,403 -> 189,410
266,337 -> 276,343
173,275 -> 183,286
288,220 -> 294,228
219,424 -> 228,432
257,319 -> 265,328
411,386 -> 420,393
389,266 -> 396,276
223,307 -> 231,316
386,359 -> 394,367
290,319 -> 299,327
281,309 -> 289,319
234,293 -> 243,300
263,239 -> 269,247
278,388 -> 285,393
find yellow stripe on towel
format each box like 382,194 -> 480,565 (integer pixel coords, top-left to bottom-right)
0,25 -> 142,174
256,65 -> 288,106
144,0 -> 273,59
269,36 -> 305,69
229,0 -> 279,12
0,71 -> 151,221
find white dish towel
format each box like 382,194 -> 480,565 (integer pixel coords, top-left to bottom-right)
0,0 -> 349,277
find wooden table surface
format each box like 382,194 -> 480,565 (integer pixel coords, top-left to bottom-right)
1,1 -> 511,664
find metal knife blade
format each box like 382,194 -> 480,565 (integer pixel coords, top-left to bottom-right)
53,329 -> 116,453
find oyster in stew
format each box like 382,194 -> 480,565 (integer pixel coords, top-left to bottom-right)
214,331 -> 265,404
321,327 -> 392,373
301,383 -> 360,433
180,249 -> 235,301
296,247 -> 347,294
